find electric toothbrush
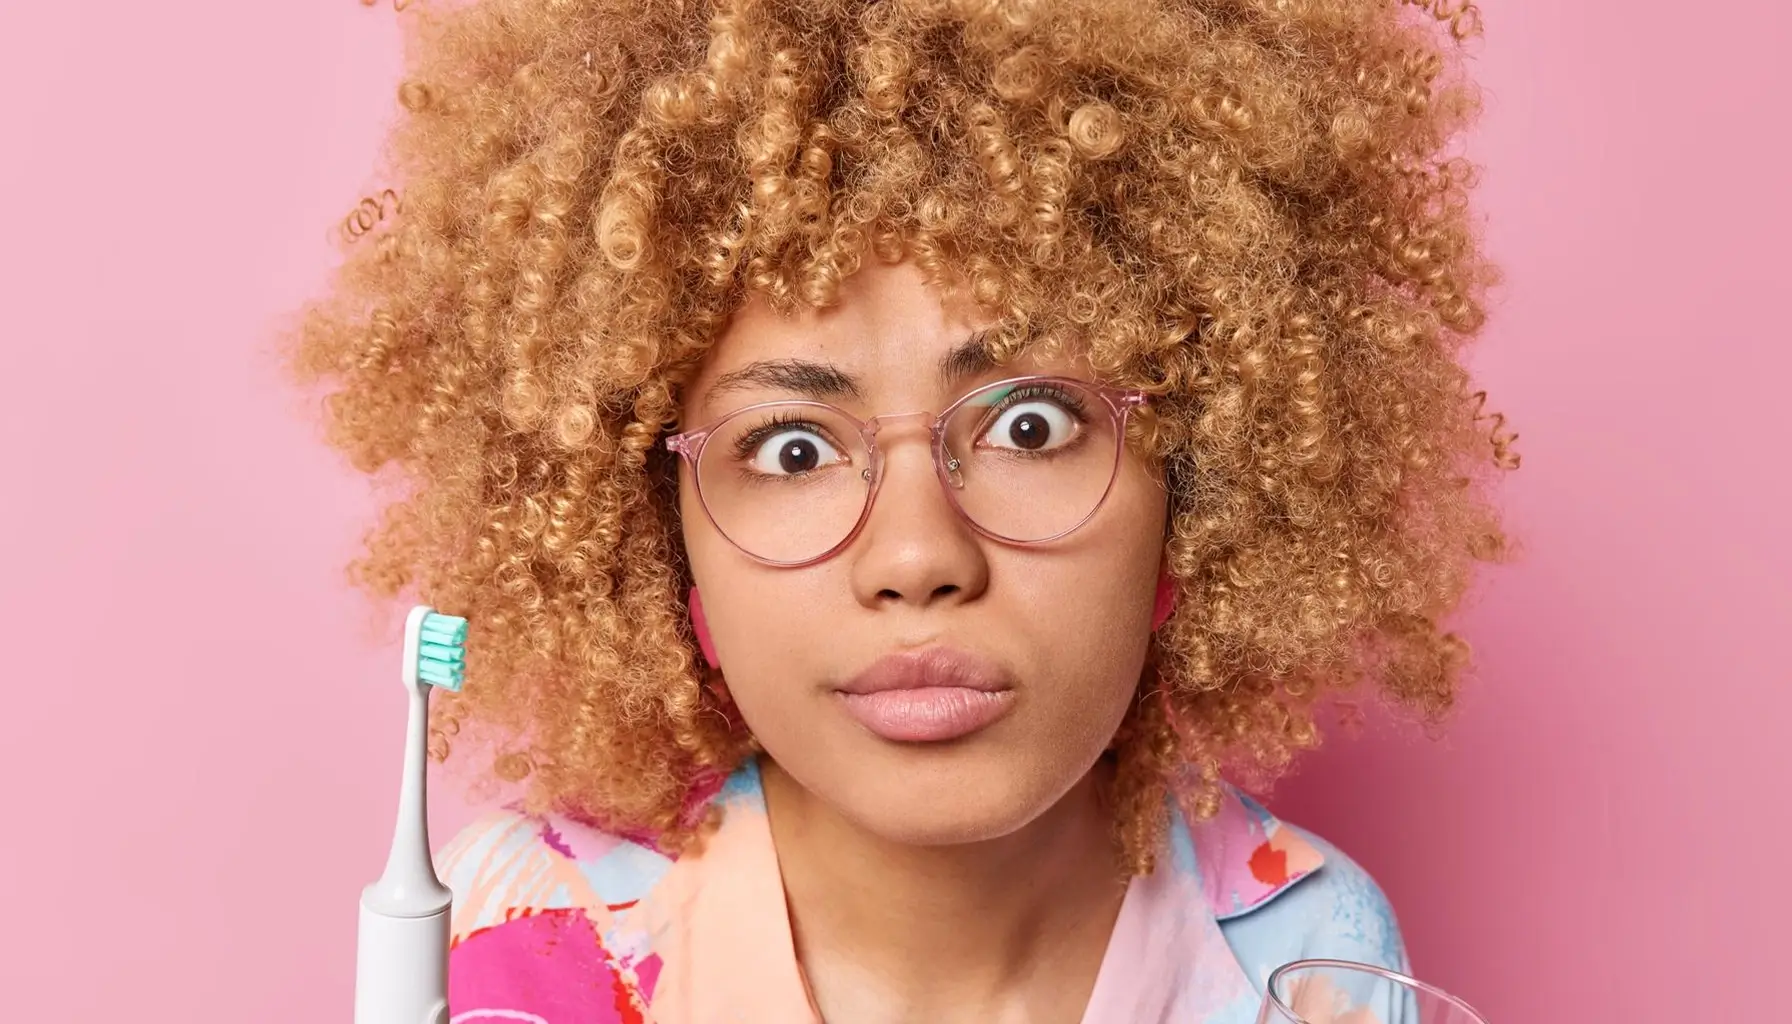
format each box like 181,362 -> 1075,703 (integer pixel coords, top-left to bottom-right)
354,605 -> 466,1024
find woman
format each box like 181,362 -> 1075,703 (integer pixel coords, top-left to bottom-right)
295,0 -> 1506,1019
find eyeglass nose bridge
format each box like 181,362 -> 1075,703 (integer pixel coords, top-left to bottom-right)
858,409 -> 966,491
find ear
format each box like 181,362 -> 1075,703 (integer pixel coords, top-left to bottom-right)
1151,566 -> 1177,632
689,586 -> 720,668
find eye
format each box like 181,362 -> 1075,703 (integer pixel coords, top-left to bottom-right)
981,399 -> 1079,452
748,426 -> 844,476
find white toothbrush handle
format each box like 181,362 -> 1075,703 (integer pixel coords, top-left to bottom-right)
355,902 -> 450,1024
356,605 -> 455,1023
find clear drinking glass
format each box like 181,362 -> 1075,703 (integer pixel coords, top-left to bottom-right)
1256,960 -> 1488,1024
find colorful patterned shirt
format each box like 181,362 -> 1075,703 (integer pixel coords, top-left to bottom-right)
437,759 -> 1407,1023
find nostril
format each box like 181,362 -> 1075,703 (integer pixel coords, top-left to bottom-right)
877,584 -> 959,602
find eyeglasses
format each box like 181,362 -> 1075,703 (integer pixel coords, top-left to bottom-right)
666,375 -> 1149,567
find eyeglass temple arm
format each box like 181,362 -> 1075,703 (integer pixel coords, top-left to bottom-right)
665,431 -> 706,458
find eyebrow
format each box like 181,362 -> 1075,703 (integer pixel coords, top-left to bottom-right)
703,330 -> 998,404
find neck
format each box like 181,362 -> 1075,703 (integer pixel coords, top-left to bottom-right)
762,757 -> 1128,1023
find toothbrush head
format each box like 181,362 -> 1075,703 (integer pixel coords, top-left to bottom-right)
401,605 -> 468,696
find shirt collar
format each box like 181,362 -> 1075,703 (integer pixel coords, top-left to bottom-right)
639,760 -> 1324,1022
626,760 -> 819,1022
1079,788 -> 1326,1022
1185,784 -> 1326,921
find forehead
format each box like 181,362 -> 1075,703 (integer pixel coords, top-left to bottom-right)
683,261 -> 1004,418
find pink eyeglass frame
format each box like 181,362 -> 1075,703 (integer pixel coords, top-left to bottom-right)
664,374 -> 1150,568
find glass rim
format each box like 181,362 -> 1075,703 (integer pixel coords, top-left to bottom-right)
1263,959 -> 1488,1023
665,374 -> 1149,568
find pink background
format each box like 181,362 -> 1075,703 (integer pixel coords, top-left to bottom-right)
1,2 -> 1785,1021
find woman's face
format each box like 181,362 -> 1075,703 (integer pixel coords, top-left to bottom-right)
678,260 -> 1168,846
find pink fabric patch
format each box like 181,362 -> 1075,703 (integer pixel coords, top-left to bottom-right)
1186,789 -> 1324,920
537,816 -> 623,863
449,909 -> 648,1023
535,770 -> 729,858
633,953 -> 663,1000
539,822 -> 577,859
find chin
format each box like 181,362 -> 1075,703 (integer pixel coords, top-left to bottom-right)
820,745 -> 1083,847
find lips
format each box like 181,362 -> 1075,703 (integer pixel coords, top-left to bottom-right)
834,647 -> 1017,743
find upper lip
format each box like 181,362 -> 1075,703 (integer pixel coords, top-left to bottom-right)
836,647 -> 1013,696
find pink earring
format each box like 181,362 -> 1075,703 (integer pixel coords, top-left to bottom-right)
1151,570 -> 1176,632
689,587 -> 720,668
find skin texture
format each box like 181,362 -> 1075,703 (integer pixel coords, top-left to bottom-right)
679,258 -> 1164,1022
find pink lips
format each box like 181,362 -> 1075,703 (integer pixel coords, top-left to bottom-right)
834,647 -> 1016,743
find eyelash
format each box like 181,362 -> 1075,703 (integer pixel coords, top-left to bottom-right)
729,412 -> 835,463
719,381 -> 1094,462
980,384 -> 1090,426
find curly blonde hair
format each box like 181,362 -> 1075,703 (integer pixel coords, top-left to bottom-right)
294,0 -> 1511,872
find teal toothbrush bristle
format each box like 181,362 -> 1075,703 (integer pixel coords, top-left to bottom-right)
417,612 -> 468,692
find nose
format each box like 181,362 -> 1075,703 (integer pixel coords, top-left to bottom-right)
848,425 -> 990,611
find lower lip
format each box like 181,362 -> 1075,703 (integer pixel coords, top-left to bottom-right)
836,687 -> 1017,743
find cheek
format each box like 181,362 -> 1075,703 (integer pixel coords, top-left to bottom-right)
1060,461 -> 1166,615
681,518 -> 836,681
1013,561 -> 1158,695
1041,467 -> 1165,676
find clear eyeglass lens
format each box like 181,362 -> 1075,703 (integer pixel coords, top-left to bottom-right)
695,402 -> 871,565
942,379 -> 1120,543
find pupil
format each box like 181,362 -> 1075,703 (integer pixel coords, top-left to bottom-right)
779,439 -> 819,473
1009,412 -> 1049,451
